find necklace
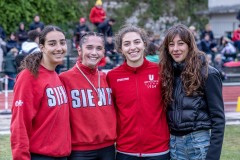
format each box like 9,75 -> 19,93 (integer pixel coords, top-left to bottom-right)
76,63 -> 102,106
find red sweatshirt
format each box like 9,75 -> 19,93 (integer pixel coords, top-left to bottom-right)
11,65 -> 71,160
106,59 -> 169,156
232,29 -> 240,41
89,6 -> 106,24
59,62 -> 116,151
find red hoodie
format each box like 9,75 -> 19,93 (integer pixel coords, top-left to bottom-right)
11,66 -> 71,160
106,59 -> 169,156
89,6 -> 106,24
232,29 -> 240,41
59,62 -> 116,151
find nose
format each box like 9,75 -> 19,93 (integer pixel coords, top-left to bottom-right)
56,43 -> 63,51
173,44 -> 178,51
129,43 -> 136,50
91,48 -> 98,55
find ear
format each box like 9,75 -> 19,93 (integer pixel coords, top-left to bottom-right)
39,44 -> 44,53
77,46 -> 82,57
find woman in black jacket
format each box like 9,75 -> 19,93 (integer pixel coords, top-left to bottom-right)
159,24 -> 225,160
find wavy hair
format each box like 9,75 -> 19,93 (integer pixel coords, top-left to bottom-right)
159,24 -> 208,106
114,24 -> 149,54
19,25 -> 65,77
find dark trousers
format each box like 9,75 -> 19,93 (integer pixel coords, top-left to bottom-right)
116,152 -> 170,160
67,145 -> 115,160
31,153 -> 67,160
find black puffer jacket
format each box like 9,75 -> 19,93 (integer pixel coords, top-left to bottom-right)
167,62 -> 225,160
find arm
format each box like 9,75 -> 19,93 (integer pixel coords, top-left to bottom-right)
204,67 -> 225,160
10,71 -> 37,160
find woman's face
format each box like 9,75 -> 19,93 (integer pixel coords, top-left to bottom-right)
168,34 -> 189,63
40,31 -> 67,70
121,32 -> 145,67
78,36 -> 105,69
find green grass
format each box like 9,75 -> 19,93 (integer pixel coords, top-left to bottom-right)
0,125 -> 240,159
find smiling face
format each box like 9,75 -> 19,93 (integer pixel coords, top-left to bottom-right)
168,34 -> 189,63
78,35 -> 105,69
121,32 -> 145,67
40,31 -> 67,70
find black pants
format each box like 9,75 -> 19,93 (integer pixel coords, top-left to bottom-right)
67,145 -> 115,160
31,153 -> 67,160
116,152 -> 170,160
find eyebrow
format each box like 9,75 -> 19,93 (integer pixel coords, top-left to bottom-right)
47,39 -> 66,42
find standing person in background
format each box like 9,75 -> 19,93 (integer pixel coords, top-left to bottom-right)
200,24 -> 214,41
29,15 -> 45,31
0,25 -> 6,40
159,24 -> 225,160
15,22 -> 28,47
2,47 -> 18,90
107,25 -> 170,160
89,0 -> 106,27
11,25 -> 71,160
59,32 -> 116,160
73,17 -> 90,48
232,24 -> 240,51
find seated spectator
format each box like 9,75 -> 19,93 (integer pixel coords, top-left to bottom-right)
213,54 -> 227,80
232,24 -> 240,51
97,18 -> 116,38
219,36 -> 236,62
15,22 -> 28,47
145,42 -> 159,63
105,36 -> 120,66
15,30 -> 40,73
20,30 -> 40,55
200,33 -> 217,60
73,17 -> 90,48
6,32 -> 20,53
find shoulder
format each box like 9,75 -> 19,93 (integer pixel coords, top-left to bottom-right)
208,65 -> 220,76
59,67 -> 75,79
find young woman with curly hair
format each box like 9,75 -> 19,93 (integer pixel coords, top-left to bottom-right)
159,24 -> 225,160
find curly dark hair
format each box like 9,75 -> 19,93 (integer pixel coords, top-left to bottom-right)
159,24 -> 208,106
19,25 -> 65,77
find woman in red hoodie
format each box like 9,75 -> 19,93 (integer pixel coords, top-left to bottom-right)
59,32 -> 116,160
10,25 -> 71,160
89,0 -> 106,27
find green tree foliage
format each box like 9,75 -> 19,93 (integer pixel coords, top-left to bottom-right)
0,0 -> 85,37
0,0 -> 208,37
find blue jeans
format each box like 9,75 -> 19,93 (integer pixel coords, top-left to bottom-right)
170,130 -> 210,160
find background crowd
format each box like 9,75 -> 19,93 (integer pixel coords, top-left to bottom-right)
0,0 -> 240,90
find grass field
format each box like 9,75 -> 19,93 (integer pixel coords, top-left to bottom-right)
0,125 -> 240,159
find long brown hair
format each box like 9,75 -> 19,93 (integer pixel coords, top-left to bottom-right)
159,24 -> 208,106
19,25 -> 65,77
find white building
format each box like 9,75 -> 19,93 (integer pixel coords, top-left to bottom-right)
199,0 -> 240,39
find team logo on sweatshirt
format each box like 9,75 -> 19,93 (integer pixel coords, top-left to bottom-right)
144,74 -> 158,88
14,100 -> 23,107
46,86 -> 68,107
70,87 -> 112,108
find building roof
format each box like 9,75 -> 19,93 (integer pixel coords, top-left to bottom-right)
196,5 -> 240,15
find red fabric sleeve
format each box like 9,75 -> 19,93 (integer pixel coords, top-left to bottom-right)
10,71 -> 38,160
